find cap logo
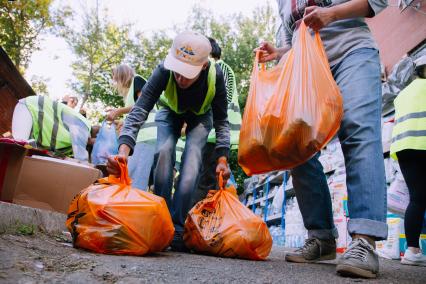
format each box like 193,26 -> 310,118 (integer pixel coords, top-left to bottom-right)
175,45 -> 196,62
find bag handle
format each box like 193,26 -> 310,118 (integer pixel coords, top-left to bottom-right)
299,20 -> 329,67
218,171 -> 224,191
254,50 -> 266,72
99,156 -> 131,186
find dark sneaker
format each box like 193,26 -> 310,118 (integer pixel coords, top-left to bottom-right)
336,238 -> 379,279
285,238 -> 336,263
170,231 -> 189,252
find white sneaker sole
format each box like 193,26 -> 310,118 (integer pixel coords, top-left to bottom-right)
336,264 -> 377,279
401,258 -> 426,267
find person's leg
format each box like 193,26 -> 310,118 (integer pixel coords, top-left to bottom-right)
12,100 -> 33,140
62,113 -> 89,162
291,152 -> 337,239
397,150 -> 426,251
333,48 -> 386,278
153,108 -> 182,209
333,48 -> 387,240
286,152 -> 337,262
172,110 -> 213,233
128,142 -> 156,190
192,142 -> 217,205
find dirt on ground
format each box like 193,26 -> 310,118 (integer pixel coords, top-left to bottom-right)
1,230 -> 425,284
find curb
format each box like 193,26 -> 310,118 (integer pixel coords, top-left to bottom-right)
0,201 -> 66,234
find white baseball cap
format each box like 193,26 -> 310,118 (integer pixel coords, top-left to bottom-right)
164,31 -> 212,79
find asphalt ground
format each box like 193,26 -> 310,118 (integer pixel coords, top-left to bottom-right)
1,232 -> 425,284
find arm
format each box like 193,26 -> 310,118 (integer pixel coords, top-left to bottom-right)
304,0 -> 388,31
212,65 -> 231,180
117,65 -> 168,156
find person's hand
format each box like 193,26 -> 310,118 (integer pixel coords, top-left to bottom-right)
303,6 -> 337,32
106,108 -> 120,121
254,42 -> 279,63
216,157 -> 231,187
106,155 -> 127,176
106,145 -> 130,176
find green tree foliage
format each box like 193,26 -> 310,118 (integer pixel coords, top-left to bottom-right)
130,31 -> 172,80
29,75 -> 49,96
0,0 -> 68,73
58,2 -> 134,108
186,4 -> 277,113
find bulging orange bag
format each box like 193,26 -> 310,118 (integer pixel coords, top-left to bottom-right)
184,173 -> 272,260
238,21 -> 343,175
66,158 -> 174,255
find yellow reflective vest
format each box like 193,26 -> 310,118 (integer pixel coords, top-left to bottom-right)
390,79 -> 426,159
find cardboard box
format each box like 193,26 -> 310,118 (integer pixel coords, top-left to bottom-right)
13,155 -> 101,214
0,142 -> 27,202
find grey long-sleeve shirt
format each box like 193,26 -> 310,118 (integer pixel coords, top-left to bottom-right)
276,0 -> 388,67
118,61 -> 230,158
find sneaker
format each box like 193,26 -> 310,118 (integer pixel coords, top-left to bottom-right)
285,238 -> 336,263
336,238 -> 379,279
401,249 -> 426,266
170,231 -> 189,252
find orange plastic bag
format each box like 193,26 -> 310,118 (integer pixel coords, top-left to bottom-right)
66,158 -> 174,255
238,22 -> 343,175
184,174 -> 272,260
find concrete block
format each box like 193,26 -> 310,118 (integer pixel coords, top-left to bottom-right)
0,201 -> 66,234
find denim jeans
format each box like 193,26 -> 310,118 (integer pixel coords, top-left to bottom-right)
62,112 -> 90,162
153,107 -> 212,233
291,48 -> 388,241
128,142 -> 156,190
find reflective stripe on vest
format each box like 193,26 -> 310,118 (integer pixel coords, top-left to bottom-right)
207,60 -> 242,148
390,79 -> 426,159
25,96 -> 73,151
124,75 -> 158,144
159,60 -> 216,115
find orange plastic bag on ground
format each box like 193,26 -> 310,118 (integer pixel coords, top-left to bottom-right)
66,158 -> 174,255
184,174 -> 272,260
238,22 -> 343,175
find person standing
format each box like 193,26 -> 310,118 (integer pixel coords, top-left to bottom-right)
107,31 -> 231,251
108,64 -> 158,190
258,0 -> 388,278
390,56 -> 426,266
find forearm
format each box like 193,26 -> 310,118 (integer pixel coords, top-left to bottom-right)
276,46 -> 291,60
117,106 -> 133,116
118,105 -> 149,154
331,0 -> 375,20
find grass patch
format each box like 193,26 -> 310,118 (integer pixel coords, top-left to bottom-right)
15,224 -> 35,236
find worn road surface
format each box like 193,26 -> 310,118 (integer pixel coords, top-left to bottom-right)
0,232 -> 425,284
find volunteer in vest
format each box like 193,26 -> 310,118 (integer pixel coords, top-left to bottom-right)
257,0 -> 388,278
110,64 -> 157,190
194,37 -> 242,204
390,56 -> 426,266
107,31 -> 231,251
11,95 -> 91,162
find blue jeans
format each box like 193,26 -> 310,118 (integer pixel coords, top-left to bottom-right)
291,48 -> 388,241
128,142 -> 156,190
62,112 -> 89,162
153,107 -> 212,233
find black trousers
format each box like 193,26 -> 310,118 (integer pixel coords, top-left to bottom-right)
397,149 -> 426,248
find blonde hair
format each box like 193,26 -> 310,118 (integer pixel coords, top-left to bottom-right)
112,64 -> 135,97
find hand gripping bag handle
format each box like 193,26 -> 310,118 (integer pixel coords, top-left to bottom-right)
99,156 -> 132,186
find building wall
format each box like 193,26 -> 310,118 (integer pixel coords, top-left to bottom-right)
366,4 -> 426,74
